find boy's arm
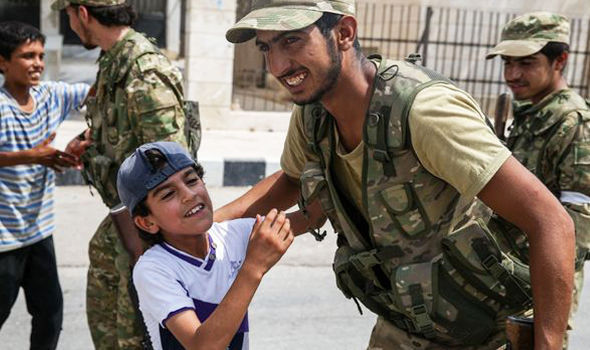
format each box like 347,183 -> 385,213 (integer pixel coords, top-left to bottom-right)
0,132 -> 77,170
166,209 -> 293,350
51,82 -> 90,122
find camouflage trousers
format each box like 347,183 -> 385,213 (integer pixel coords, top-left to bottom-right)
366,316 -> 508,350
86,215 -> 144,350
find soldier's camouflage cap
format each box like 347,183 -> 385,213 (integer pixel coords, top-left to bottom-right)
486,12 -> 570,59
51,0 -> 126,11
226,0 -> 355,43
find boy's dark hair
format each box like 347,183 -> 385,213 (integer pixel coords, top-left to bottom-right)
72,4 -> 137,27
132,163 -> 206,246
314,12 -> 361,54
0,21 -> 45,61
540,42 -> 569,72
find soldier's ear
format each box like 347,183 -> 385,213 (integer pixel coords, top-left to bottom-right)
335,15 -> 357,52
554,51 -> 568,73
134,215 -> 160,234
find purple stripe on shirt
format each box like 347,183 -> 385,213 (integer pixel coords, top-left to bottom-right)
193,298 -> 249,332
159,243 -> 203,267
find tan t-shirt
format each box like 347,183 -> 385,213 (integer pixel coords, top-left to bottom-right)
281,83 -> 511,213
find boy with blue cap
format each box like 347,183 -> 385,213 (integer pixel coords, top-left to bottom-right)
117,141 -> 293,350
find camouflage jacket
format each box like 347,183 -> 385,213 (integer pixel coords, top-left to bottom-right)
501,89 -> 590,255
299,56 -> 531,345
81,29 -> 187,208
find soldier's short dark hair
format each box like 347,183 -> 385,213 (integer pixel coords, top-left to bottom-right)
73,4 -> 138,27
540,42 -> 570,62
314,12 -> 361,54
0,21 -> 45,61
131,163 -> 206,246
540,42 -> 569,72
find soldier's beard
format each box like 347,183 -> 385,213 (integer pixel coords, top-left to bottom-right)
292,36 -> 342,106
80,25 -> 98,51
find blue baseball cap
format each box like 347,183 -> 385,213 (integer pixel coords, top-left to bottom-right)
117,141 -> 196,214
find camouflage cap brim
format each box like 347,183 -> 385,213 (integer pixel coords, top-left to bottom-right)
227,7 -> 325,43
51,0 -> 70,10
485,39 -> 547,59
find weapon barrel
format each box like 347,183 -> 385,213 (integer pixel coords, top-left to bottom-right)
494,93 -> 512,140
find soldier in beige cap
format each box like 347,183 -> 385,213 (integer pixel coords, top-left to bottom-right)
51,0 -> 189,349
488,11 -> 590,347
217,1 -> 576,349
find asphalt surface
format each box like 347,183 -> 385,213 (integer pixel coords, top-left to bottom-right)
0,185 -> 588,349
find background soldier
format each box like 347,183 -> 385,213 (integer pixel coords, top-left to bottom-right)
216,0 -> 575,348
487,12 -> 590,346
51,0 -> 188,348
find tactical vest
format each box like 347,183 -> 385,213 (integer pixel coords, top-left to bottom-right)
81,32 -> 200,208
299,55 -> 532,346
493,90 -> 590,262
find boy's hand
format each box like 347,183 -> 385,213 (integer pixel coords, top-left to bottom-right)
31,133 -> 78,172
244,209 -> 294,278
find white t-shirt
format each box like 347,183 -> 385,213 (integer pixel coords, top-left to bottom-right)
133,218 -> 255,350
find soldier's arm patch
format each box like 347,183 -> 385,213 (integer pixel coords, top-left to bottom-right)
574,143 -> 590,165
127,76 -> 182,143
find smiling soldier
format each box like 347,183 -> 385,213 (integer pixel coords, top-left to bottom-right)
487,12 -> 590,347
215,1 -> 577,349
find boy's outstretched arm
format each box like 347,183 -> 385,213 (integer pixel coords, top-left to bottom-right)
165,209 -> 294,350
0,132 -> 78,171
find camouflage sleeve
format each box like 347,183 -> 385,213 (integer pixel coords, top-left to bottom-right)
552,111 -> 590,252
125,56 -> 186,146
553,111 -> 590,196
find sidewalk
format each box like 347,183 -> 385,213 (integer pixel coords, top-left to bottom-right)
54,119 -> 288,187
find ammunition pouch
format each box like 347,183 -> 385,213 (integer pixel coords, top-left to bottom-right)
81,146 -> 118,208
332,220 -> 532,345
183,100 -> 201,161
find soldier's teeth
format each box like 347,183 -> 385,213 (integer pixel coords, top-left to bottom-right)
285,72 -> 306,86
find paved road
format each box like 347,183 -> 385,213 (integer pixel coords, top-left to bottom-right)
0,186 -> 588,349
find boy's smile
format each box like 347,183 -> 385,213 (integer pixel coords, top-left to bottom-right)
0,39 -> 45,89
139,166 -> 214,248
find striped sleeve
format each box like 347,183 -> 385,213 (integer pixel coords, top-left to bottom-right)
45,81 -> 90,122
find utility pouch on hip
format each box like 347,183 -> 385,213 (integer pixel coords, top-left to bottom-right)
332,243 -> 498,345
441,220 -> 532,309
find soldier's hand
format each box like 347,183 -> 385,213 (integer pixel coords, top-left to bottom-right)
31,133 -> 78,172
244,209 -> 294,278
65,128 -> 92,170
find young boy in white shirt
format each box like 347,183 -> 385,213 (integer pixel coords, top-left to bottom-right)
116,141 -> 293,350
